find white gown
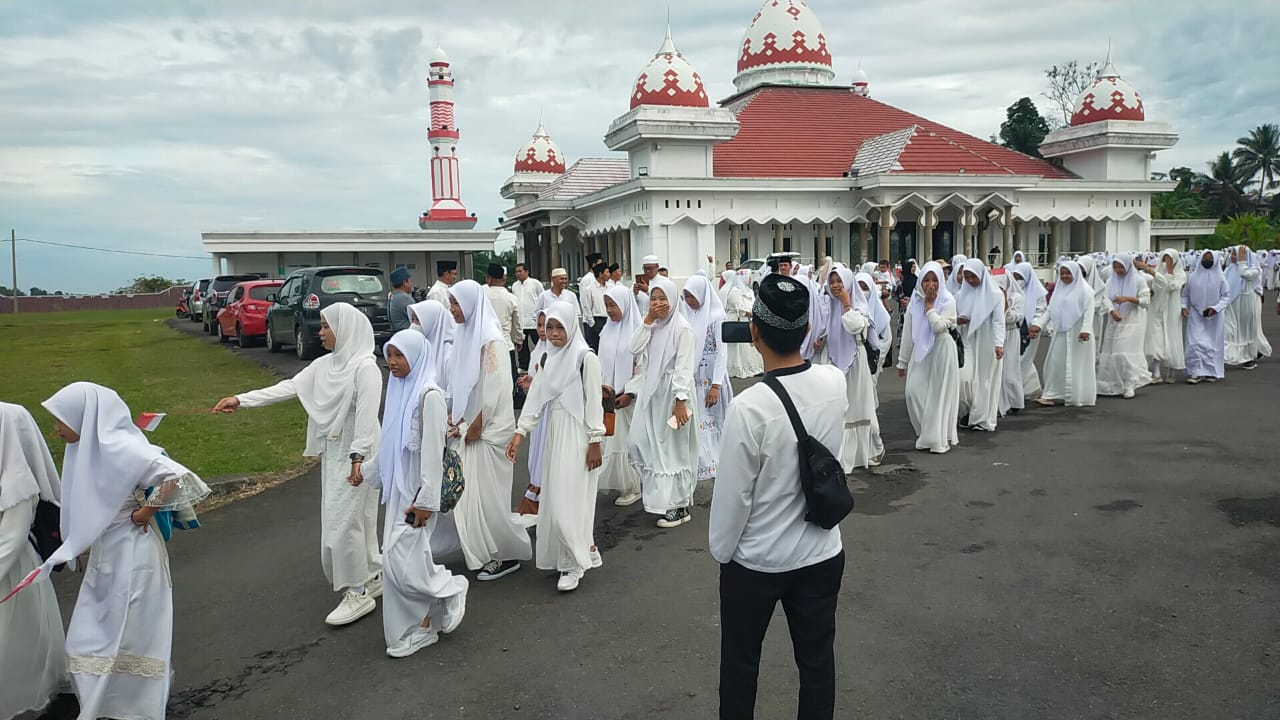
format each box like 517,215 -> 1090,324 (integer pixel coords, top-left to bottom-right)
1021,296 -> 1046,398
1182,280 -> 1232,379
453,341 -> 533,570
1097,280 -> 1152,396
628,323 -> 700,514
724,286 -> 764,378
518,353 -> 606,574
898,304 -> 961,454
380,389 -> 466,647
0,497 -> 66,719
834,309 -> 882,471
238,370 -> 383,591
693,324 -> 732,481
1224,264 -> 1273,365
1036,298 -> 1098,407
998,290 -> 1025,416
1146,268 -> 1187,371
598,359 -> 642,497
957,307 -> 1005,432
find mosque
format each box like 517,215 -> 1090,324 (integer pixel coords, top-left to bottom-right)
500,0 -> 1214,282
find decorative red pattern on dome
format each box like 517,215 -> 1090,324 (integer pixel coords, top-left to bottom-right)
517,146 -> 565,174
738,30 -> 830,72
713,86 -> 1076,179
630,68 -> 709,109
1070,75 -> 1144,126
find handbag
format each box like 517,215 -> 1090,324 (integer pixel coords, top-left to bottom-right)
948,326 -> 966,368
1018,319 -> 1031,354
601,384 -> 617,437
440,444 -> 465,514
761,374 -> 854,530
28,499 -> 64,571
863,337 -> 881,374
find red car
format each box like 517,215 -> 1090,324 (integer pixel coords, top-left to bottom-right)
217,280 -> 284,348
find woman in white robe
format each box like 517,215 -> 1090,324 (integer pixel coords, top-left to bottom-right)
681,274 -> 732,482
1031,261 -> 1097,407
724,270 -> 764,378
1010,261 -> 1048,398
1182,249 -> 1233,383
1144,249 -> 1187,383
376,330 -> 468,658
446,279 -> 533,580
0,402 -> 67,720
993,272 -> 1025,416
507,302 -> 606,592
896,262 -> 961,454
37,383 -> 209,720
1224,245 -> 1273,368
856,272 -> 893,394
1097,253 -> 1152,398
825,266 -> 882,469
628,276 -> 700,529
214,302 -> 383,626
954,258 -> 1006,431
514,310 -> 551,521
598,286 -> 643,506
1076,255 -> 1109,358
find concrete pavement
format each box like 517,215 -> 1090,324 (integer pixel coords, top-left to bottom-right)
47,304 -> 1280,719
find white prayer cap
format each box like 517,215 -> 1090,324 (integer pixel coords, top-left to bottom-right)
551,267 -> 568,278
641,255 -> 660,265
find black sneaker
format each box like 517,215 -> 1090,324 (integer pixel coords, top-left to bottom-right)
1242,360 -> 1257,370
477,559 -> 521,582
656,507 -> 691,529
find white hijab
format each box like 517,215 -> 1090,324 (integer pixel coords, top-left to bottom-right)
795,274 -> 828,360
640,276 -> 692,401
0,401 -> 60,512
1224,245 -> 1251,300
524,301 -> 590,424
1187,249 -> 1228,312
378,330 -> 439,506
855,271 -> 891,341
1047,261 -> 1091,332
293,303 -> 377,440
955,258 -> 1002,336
37,383 -> 193,582
681,274 -> 727,353
408,300 -> 455,393
825,265 -> 865,374
1105,252 -> 1141,318
448,279 -> 504,423
946,254 -> 969,295
906,262 -> 955,363
600,285 -> 640,391
1012,261 -> 1048,324
1156,248 -> 1187,288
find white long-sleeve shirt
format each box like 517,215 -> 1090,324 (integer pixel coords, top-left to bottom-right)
535,288 -> 581,324
581,278 -> 607,321
236,368 -> 382,460
484,284 -> 524,352
513,277 -> 543,330
708,362 -> 847,573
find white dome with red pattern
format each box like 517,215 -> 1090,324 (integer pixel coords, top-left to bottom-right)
513,123 -> 566,175
630,28 -> 709,109
734,0 -> 834,92
1069,58 -> 1145,126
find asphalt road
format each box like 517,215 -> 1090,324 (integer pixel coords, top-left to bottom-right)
47,304 -> 1280,719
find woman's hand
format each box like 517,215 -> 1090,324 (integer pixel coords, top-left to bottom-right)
517,374 -> 532,391
898,368 -> 907,379
1181,308 -> 1190,319
1029,325 -> 1041,339
995,347 -> 1004,360
1109,309 -> 1123,322
586,442 -> 603,472
672,399 -> 690,428
706,385 -> 720,408
505,433 -> 524,463
614,393 -> 632,410
405,506 -> 433,528
1077,332 -> 1091,342
645,300 -> 668,325
131,507 -> 156,532
465,413 -> 484,443
347,460 -> 364,487
212,396 -> 240,413
956,315 -> 970,325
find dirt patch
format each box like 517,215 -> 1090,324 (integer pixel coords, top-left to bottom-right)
1094,499 -> 1142,513
1217,496 -> 1280,528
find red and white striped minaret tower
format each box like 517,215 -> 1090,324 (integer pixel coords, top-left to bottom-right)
419,46 -> 477,229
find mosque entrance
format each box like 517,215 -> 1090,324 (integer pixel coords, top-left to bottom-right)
933,221 -> 955,262
890,222 -> 916,265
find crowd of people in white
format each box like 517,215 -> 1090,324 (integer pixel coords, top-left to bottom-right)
1,243 -> 1274,719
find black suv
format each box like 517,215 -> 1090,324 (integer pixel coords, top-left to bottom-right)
264,267 -> 391,360
202,274 -> 265,334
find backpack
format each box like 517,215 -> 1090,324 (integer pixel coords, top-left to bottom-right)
761,373 -> 854,530
28,499 -> 65,572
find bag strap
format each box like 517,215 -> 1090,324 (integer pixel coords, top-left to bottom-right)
761,373 -> 816,495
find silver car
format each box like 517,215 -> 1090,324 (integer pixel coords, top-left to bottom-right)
188,278 -> 210,322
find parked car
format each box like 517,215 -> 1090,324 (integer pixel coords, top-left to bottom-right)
202,274 -> 266,334
264,267 -> 392,360
216,279 -> 284,348
188,278 -> 211,322
737,258 -> 767,291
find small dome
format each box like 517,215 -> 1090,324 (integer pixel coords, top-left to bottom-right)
1069,58 -> 1145,126
513,123 -> 566,175
430,46 -> 449,65
850,63 -> 869,97
734,0 -> 834,91
630,28 -> 709,109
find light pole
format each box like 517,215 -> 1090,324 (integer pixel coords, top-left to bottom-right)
10,229 -> 16,314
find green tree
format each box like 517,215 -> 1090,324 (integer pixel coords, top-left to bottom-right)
1042,60 -> 1100,127
1232,123 -> 1280,198
1151,187 -> 1206,220
999,97 -> 1052,157
1205,213 -> 1278,250
1195,152 -> 1252,219
117,275 -> 182,294
28,287 -> 49,296
0,286 -> 25,297
469,249 -> 518,284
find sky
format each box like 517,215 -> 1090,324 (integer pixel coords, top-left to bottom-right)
2,0 -> 1277,293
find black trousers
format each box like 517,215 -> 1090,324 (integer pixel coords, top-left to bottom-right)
519,329 -> 540,372
583,317 -> 606,353
718,551 -> 845,720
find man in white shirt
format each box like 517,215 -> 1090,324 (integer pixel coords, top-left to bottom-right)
709,272 -> 848,720
633,254 -> 661,317
581,262 -> 609,352
535,268 -> 580,323
427,260 -> 458,306
512,262 -> 543,372
483,263 -> 525,385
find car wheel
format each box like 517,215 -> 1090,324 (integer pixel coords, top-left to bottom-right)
265,321 -> 281,353
237,324 -> 251,349
218,322 -> 229,343
190,309 -> 200,323
295,326 -> 316,361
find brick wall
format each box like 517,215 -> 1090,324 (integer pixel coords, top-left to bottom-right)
0,286 -> 187,314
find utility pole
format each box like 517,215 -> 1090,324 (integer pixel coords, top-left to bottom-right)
10,229 -> 16,314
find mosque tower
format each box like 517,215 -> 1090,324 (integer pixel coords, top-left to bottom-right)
419,46 -> 477,230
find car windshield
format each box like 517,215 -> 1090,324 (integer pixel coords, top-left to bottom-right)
213,276 -> 258,290
198,280 -> 210,291
248,286 -> 278,300
316,273 -> 384,296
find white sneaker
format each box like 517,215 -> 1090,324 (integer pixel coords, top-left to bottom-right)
614,492 -> 641,507
366,573 -> 383,599
441,578 -> 468,634
325,590 -> 376,626
1122,389 -> 1135,399
557,569 -> 582,592
589,546 -> 603,569
385,627 -> 439,658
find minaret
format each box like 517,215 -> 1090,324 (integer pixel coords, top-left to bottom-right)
419,46 -> 477,229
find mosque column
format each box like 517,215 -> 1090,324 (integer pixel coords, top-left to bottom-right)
1051,221 -> 1065,262
550,225 -> 561,271
774,223 -> 784,253
1085,221 -> 1096,254
962,211 -> 976,259
878,209 -> 893,263
920,208 -> 936,262
1001,208 -> 1014,265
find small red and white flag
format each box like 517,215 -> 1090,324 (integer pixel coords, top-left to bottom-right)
136,412 -> 166,432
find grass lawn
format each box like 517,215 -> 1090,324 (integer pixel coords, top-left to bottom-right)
0,308 -> 311,480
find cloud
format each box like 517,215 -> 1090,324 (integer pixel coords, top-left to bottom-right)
0,0 -> 1276,292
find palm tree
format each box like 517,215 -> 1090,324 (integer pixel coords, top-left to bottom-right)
1195,152 -> 1251,218
1233,123 -> 1280,198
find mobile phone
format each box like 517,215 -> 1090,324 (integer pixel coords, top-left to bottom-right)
721,321 -> 752,344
